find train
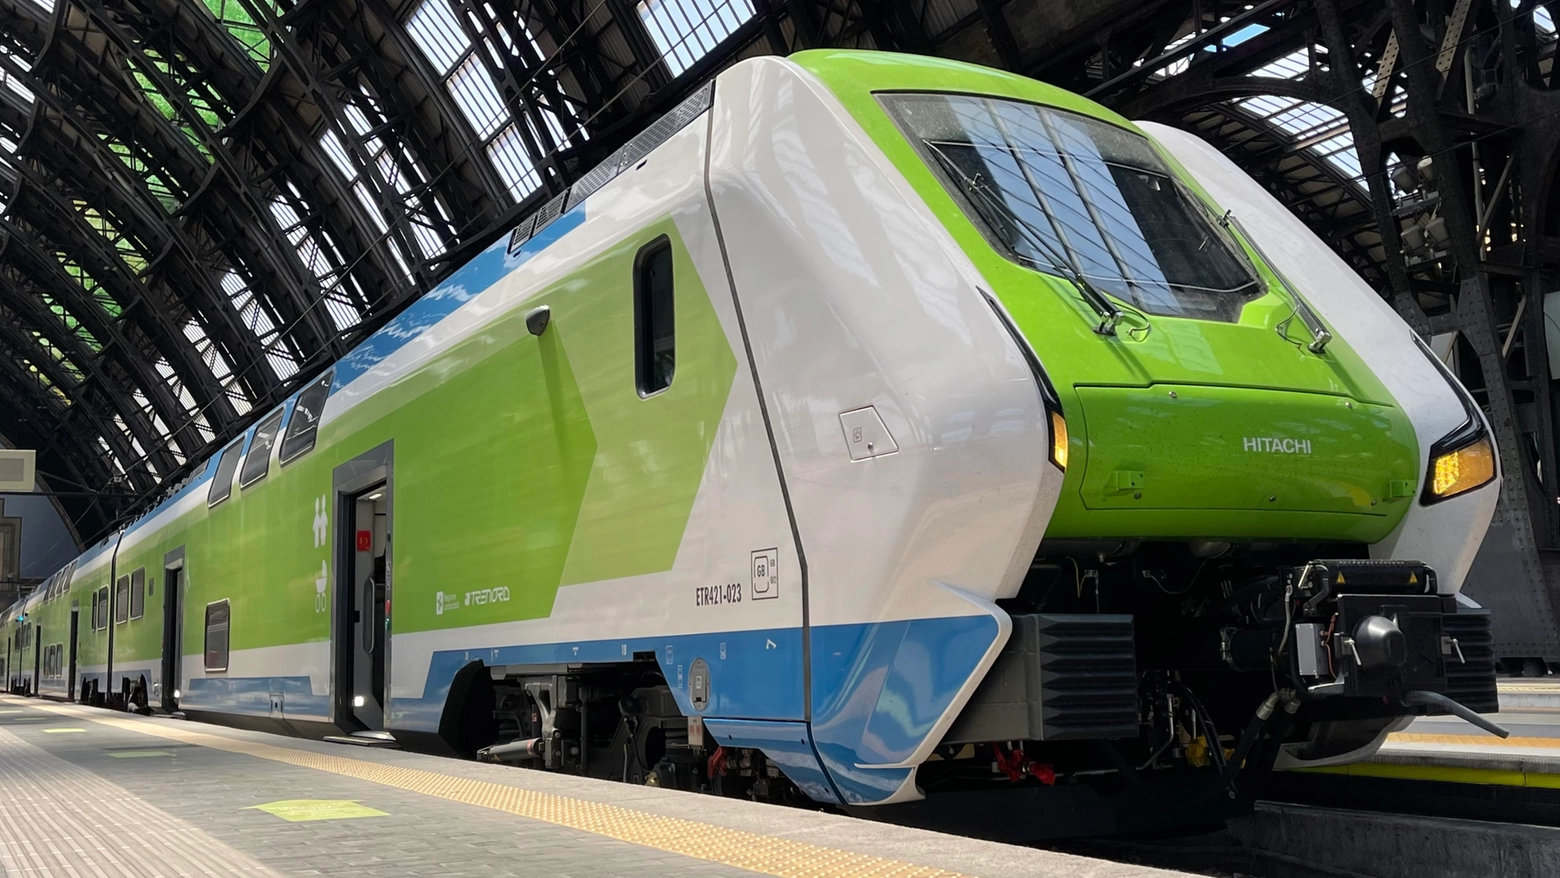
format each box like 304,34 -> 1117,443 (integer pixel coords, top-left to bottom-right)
3,49 -> 1504,824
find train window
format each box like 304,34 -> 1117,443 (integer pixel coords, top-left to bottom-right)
240,408 -> 285,488
207,438 -> 245,507
129,567 -> 145,620
882,93 -> 1262,323
204,600 -> 230,673
634,238 -> 675,396
280,370 -> 333,465
115,575 -> 129,624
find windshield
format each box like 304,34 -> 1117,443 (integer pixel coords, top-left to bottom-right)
882,93 -> 1262,322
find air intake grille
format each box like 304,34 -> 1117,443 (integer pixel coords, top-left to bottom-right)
1442,606 -> 1498,715
944,613 -> 1138,744
1033,615 -> 1140,739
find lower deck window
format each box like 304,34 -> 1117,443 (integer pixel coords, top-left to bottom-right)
204,600 -> 230,673
129,568 -> 145,620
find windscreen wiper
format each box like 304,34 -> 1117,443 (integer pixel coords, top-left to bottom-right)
928,146 -> 1124,336
1219,211 -> 1332,354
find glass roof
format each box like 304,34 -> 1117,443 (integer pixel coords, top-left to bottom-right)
637,0 -> 756,76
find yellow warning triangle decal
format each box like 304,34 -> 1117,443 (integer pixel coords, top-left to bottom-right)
1336,573 -> 1346,584
1409,572 -> 1419,585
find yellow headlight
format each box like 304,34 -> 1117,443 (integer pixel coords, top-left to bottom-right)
1050,410 -> 1068,470
1430,436 -> 1495,499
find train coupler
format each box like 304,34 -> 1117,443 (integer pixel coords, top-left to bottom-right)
1275,559 -> 1502,734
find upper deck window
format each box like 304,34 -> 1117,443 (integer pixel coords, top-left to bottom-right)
280,370 -> 332,464
882,94 -> 1261,323
240,408 -> 285,488
207,438 -> 244,507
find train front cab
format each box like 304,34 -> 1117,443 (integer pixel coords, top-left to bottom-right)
706,50 -> 1509,808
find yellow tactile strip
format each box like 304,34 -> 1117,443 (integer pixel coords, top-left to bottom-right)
1388,732 -> 1560,750
18,701 -> 970,878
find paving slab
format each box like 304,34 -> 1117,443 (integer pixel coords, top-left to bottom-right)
0,695 -> 1185,878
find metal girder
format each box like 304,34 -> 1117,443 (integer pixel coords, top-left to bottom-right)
86,0 -> 369,361
0,299 -> 129,489
0,302 -> 153,497
0,213 -> 181,482
3,175 -> 195,472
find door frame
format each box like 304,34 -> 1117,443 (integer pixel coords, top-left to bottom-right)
67,605 -> 79,701
162,547 -> 185,713
331,441 -> 393,732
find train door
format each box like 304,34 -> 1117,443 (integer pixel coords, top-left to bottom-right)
162,550 -> 184,713
67,607 -> 78,701
31,624 -> 39,694
332,443 -> 391,734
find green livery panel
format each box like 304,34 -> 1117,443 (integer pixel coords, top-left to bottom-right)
93,215 -> 734,672
790,49 -> 1420,543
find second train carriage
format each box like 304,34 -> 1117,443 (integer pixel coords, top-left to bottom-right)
4,50 -> 1504,819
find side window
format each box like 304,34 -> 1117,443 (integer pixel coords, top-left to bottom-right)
207,438 -> 245,507
204,600 -> 230,673
280,370 -> 333,464
129,567 -> 145,620
97,585 -> 109,630
634,238 -> 675,396
239,408 -> 285,488
115,575 -> 129,624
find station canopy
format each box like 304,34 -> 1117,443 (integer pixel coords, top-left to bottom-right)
0,0 -> 1460,543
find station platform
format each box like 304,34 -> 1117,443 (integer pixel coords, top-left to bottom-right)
0,695 -> 1181,878
1303,679 -> 1560,786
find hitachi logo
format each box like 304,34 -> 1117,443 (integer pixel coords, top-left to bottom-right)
1243,437 -> 1312,454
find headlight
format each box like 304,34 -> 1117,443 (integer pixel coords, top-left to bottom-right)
982,290 -> 1067,472
1414,335 -> 1497,504
1050,410 -> 1069,470
1428,435 -> 1495,500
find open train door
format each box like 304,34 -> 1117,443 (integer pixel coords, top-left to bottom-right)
162,548 -> 184,713
67,607 -> 78,701
332,442 -> 392,737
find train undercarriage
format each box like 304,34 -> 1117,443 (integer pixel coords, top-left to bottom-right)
458,541 -> 1503,836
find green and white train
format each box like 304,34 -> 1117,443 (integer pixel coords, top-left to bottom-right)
3,50 -> 1503,817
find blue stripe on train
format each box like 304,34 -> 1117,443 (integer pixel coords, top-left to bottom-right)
119,196 -> 588,535
332,207 -> 587,393
394,613 -> 1001,805
180,674 -> 330,720
163,613 -> 1000,805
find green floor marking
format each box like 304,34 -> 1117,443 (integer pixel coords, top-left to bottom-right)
106,749 -> 175,758
249,800 -> 390,822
